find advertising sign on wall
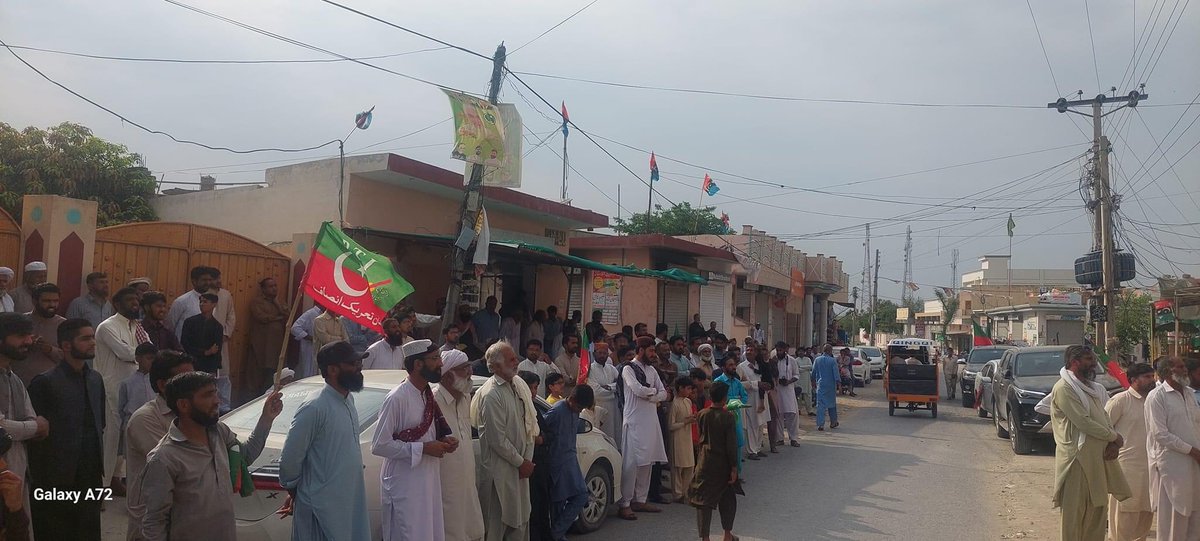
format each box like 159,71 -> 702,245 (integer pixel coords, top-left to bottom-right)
591,271 -> 622,325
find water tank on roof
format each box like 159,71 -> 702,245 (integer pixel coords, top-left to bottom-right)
1074,250 -> 1136,287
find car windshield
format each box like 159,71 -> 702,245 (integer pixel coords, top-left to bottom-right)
1014,351 -> 1065,377
967,348 -> 1007,368
223,382 -> 390,435
860,347 -> 882,358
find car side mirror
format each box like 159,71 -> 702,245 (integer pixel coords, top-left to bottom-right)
577,419 -> 593,434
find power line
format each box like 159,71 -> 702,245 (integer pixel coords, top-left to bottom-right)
314,0 -> 493,61
509,0 -> 600,54
1082,0 -> 1103,93
1,39 -> 343,154
1026,0 -> 1063,98
160,0 -> 478,94
509,70 -> 1043,109
2,43 -> 451,64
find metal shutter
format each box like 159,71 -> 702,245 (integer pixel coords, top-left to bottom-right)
770,303 -> 785,346
659,283 -> 690,337
567,272 -> 584,316
700,284 -> 726,335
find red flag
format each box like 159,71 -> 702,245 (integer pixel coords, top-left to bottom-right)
303,222 -> 415,332
972,319 -> 993,347
577,324 -> 591,385
561,101 -> 569,122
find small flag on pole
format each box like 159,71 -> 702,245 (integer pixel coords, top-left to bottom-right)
971,319 -> 993,347
577,324 -> 591,385
560,101 -> 569,137
355,106 -> 375,130
650,153 -> 659,182
720,212 -> 730,228
702,174 -> 719,196
1007,213 -> 1016,237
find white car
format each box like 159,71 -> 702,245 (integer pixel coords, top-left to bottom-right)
856,346 -> 886,377
847,348 -> 873,386
223,371 -> 622,540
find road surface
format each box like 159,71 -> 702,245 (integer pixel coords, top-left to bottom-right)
582,380 -> 1060,541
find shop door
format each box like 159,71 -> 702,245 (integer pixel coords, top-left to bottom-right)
658,282 -> 690,337
700,284 -> 727,335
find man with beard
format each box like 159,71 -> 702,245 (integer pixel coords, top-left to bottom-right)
473,341 -> 535,541
246,278 -> 287,393
0,314 -> 46,524
617,337 -> 671,520
434,349 -> 485,541
27,318 -> 105,539
66,272 -> 113,328
166,266 -> 216,339
1050,345 -> 1130,541
140,370 -> 281,540
364,318 -> 409,370
773,342 -> 802,447
693,344 -> 717,379
124,351 -> 194,541
0,267 -> 14,313
668,336 -> 691,378
586,341 -> 621,446
96,288 -> 150,493
278,341 -> 370,541
139,292 -> 181,352
518,339 -> 558,399
10,262 -> 46,316
713,356 -> 748,469
1104,363 -> 1156,541
554,334 -> 582,395
372,339 -> 458,541
1145,356 -> 1200,540
17,282 -> 66,385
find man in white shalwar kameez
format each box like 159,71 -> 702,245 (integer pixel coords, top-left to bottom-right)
434,349 -> 485,541
617,337 -> 669,520
371,339 -> 460,541
586,341 -> 621,447
1145,357 -> 1200,541
1104,363 -> 1156,541
773,342 -> 802,446
736,353 -> 764,458
473,341 -> 534,541
291,306 -> 322,379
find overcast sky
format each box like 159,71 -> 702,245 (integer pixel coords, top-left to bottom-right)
2,0 -> 1197,303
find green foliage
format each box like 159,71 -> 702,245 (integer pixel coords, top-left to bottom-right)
0,122 -> 158,226
844,299 -> 903,337
1113,290 -> 1153,357
613,202 -> 730,236
934,289 -> 960,346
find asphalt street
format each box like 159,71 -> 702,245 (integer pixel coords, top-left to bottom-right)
581,380 -> 1060,541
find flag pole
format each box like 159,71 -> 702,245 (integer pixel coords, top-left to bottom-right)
273,291 -> 305,392
646,171 -> 653,234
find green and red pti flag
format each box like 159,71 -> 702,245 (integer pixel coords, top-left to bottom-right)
972,319 -> 993,347
303,222 -> 414,332
577,325 -> 591,385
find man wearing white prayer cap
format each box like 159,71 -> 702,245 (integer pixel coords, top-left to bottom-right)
11,261 -> 47,314
0,267 -> 14,313
435,349 -> 485,541
371,338 -> 459,541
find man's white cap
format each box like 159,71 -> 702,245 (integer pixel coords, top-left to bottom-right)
698,343 -> 713,352
127,277 -> 152,287
24,261 -> 46,272
401,339 -> 434,359
275,368 -> 296,383
0,267 -> 12,278
441,349 -> 470,374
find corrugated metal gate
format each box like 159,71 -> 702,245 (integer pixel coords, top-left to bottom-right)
699,284 -> 726,336
658,282 -> 689,338
94,222 -> 291,393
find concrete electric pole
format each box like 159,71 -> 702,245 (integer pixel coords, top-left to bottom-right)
1048,89 -> 1147,347
870,248 -> 880,346
440,43 -> 507,328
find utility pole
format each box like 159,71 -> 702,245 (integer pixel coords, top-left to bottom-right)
950,248 -> 959,291
870,248 -> 880,346
440,43 -> 507,328
862,224 -> 870,314
901,225 -> 913,304
1049,89 -> 1146,347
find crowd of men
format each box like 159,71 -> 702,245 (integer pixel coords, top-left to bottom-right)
1045,346 -> 1200,541
0,259 -> 852,541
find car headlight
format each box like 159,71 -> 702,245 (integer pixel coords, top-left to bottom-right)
1015,389 -> 1046,400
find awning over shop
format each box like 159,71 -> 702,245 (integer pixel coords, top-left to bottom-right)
349,228 -> 707,284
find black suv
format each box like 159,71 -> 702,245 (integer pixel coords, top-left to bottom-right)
991,346 -> 1122,454
960,345 -> 1015,407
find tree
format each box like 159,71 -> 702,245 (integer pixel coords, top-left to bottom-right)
1113,290 -> 1152,360
0,122 -> 157,226
934,289 -> 960,346
843,299 -> 903,338
612,202 -> 731,236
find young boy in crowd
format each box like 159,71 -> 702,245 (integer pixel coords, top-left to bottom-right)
545,372 -> 566,404
669,376 -> 698,503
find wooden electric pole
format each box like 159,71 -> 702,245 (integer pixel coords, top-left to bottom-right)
440,43 -> 507,328
1048,90 -> 1146,348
